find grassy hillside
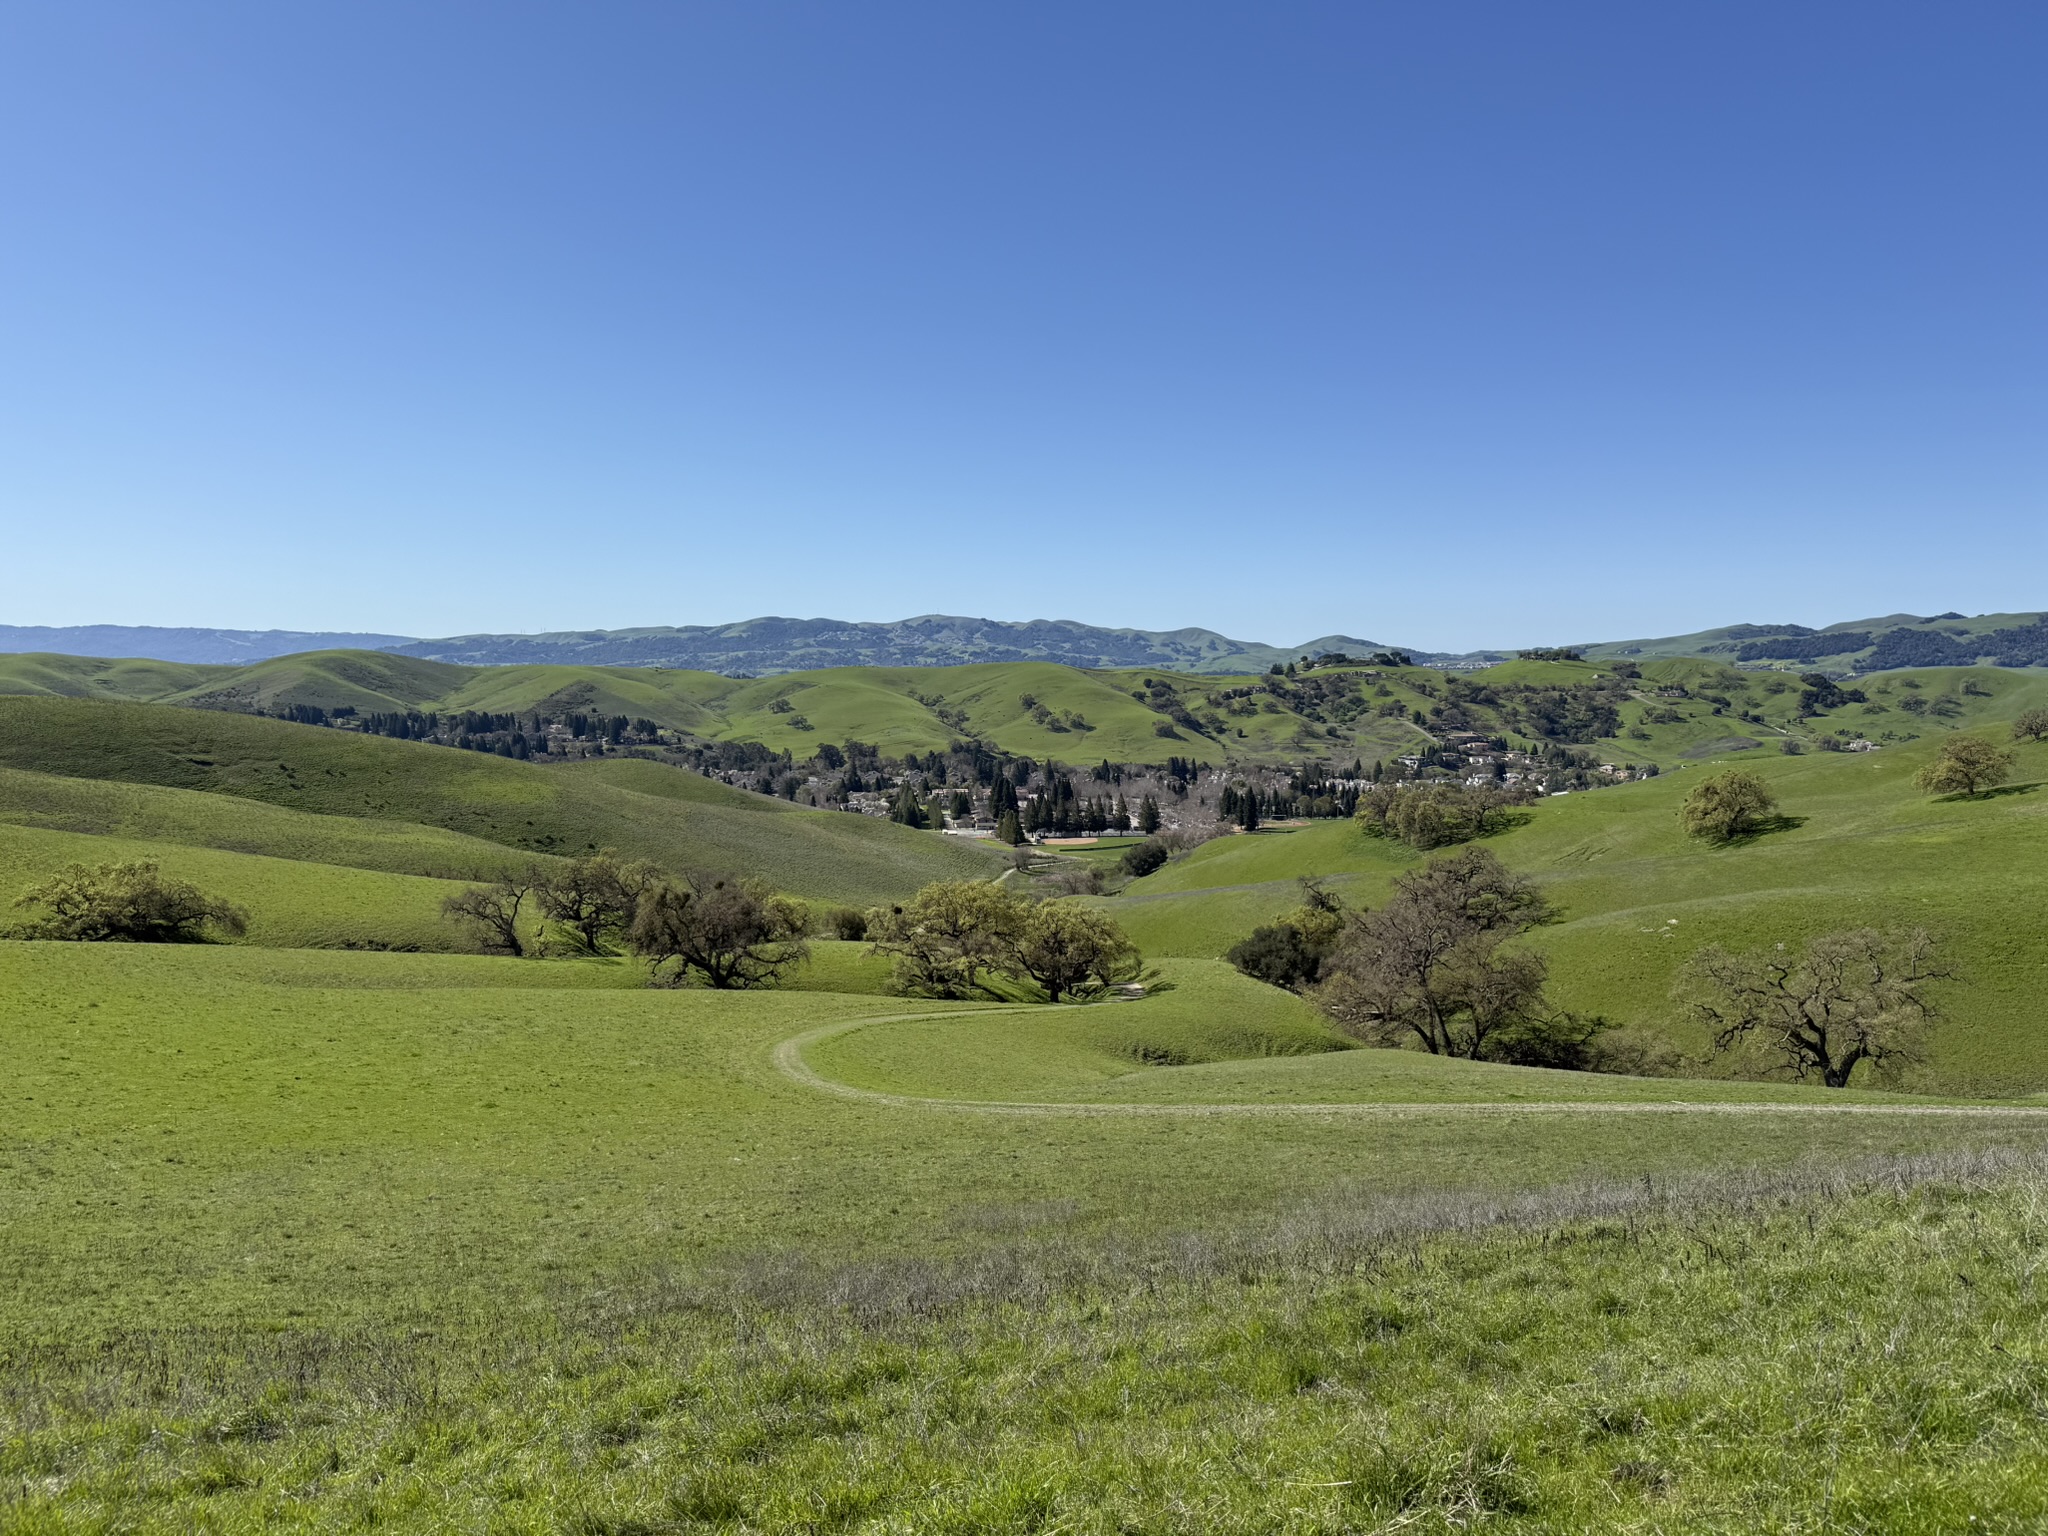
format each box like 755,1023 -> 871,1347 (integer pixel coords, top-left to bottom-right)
0,822 -> 475,951
0,650 -> 221,700
8,644 -> 2046,770
1108,721 -> 2048,1094
0,697 -> 1004,906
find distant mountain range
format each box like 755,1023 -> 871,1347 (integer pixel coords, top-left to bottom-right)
2,610 -> 2044,675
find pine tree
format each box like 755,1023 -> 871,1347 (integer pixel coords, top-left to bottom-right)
996,809 -> 1024,845
1111,794 -> 1131,833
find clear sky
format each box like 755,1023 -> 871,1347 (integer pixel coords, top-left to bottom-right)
1,2 -> 2042,651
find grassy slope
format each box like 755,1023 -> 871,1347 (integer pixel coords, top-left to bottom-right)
0,698 -> 1003,906
9,940 -> 2039,1341
1108,725 -> 2048,1094
0,651 -> 222,700
11,644 -> 2044,766
0,823 -> 475,952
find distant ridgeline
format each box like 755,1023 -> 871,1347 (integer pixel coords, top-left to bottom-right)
1728,615 -> 2048,671
4,610 -> 2045,676
380,617 -> 1410,676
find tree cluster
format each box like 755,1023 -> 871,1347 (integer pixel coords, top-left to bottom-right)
867,882 -> 1141,1002
440,854 -> 809,988
1354,782 -> 1529,850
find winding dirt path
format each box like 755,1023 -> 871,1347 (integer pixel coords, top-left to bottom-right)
774,1011 -> 2048,1120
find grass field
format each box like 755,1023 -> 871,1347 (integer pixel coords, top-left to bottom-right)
8,666 -> 2048,1527
7,934 -> 2048,1529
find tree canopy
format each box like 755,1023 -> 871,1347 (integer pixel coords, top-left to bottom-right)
1680,770 -> 1778,842
12,861 -> 248,944
1914,735 -> 2014,798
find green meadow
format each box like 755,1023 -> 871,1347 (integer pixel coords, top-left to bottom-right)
6,663 -> 2048,1528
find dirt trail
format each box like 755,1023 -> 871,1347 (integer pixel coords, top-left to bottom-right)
774,1012 -> 2048,1120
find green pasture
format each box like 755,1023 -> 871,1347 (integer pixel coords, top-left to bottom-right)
13,938 -> 2040,1345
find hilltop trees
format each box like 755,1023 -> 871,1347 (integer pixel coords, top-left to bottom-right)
1316,847 -> 1557,1058
1681,770 -> 1778,842
1915,735 -> 2014,798
1679,928 -> 1951,1087
13,861 -> 248,944
629,872 -> 809,989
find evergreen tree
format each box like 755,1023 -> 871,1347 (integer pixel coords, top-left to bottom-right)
889,782 -> 928,828
1138,795 -> 1161,834
1111,794 -> 1131,833
995,808 -> 1024,845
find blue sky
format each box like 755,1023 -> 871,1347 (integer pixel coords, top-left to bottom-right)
1,2 -> 2041,651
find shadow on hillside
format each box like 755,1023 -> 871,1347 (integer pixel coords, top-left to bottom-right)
1717,813 -> 1807,846
1932,780 -> 2043,804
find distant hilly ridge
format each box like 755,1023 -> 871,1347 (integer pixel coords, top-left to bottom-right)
1,608 -> 2044,675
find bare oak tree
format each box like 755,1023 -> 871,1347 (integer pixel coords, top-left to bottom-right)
533,852 -> 662,955
441,872 -> 537,956
1679,928 -> 1952,1087
628,871 -> 809,989
1316,846 -> 1555,1058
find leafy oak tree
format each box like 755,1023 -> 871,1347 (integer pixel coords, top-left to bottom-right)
13,861 -> 248,944
1915,735 -> 2014,798
1680,770 -> 1778,842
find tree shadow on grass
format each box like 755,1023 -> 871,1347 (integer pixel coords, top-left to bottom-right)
1931,780 -> 2044,804
1714,813 -> 1808,847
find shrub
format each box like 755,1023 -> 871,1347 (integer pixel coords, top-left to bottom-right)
12,861 -> 248,944
1226,923 -> 1324,990
828,906 -> 869,942
1119,840 -> 1169,879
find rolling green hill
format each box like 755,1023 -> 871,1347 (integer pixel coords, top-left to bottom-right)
5,644 -> 2044,770
1107,708 -> 2048,1096
0,697 -> 1003,906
